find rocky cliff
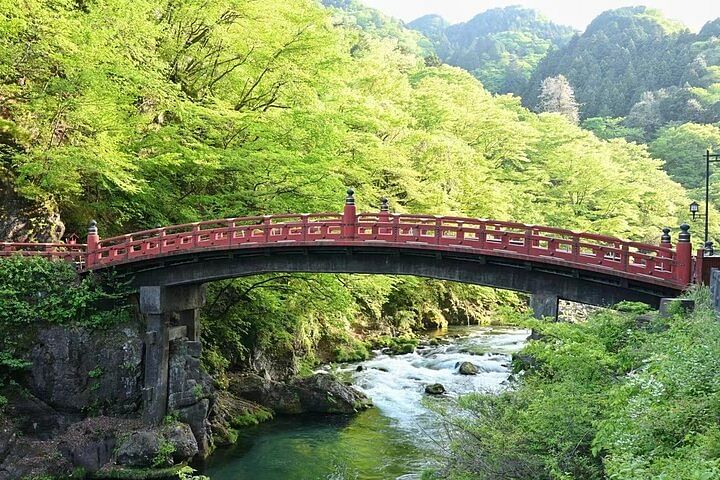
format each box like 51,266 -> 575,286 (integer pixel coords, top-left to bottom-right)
0,322 -> 214,479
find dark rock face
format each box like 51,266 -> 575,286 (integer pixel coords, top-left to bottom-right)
0,438 -> 71,480
291,374 -> 373,413
0,419 -> 17,467
0,172 -> 65,242
249,344 -> 299,381
0,320 -> 215,478
26,323 -> 143,414
57,417 -> 141,472
458,361 -> 479,375
113,423 -> 198,469
164,423 -> 199,462
2,386 -> 78,440
209,391 -> 272,446
425,383 -> 446,395
168,338 -> 215,456
116,431 -> 162,468
229,373 -> 372,415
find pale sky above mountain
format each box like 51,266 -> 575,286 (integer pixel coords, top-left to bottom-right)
360,0 -> 720,32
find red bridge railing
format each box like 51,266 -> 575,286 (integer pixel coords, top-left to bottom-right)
0,242 -> 87,266
0,191 -> 695,288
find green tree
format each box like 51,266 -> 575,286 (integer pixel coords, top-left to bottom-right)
649,123 -> 720,189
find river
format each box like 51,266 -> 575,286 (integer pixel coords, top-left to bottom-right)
199,325 -> 529,480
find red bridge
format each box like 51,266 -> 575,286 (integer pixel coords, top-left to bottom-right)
1,189 -> 702,424
1,189 -> 698,312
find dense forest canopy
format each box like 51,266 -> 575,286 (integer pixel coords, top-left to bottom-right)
409,6 -> 575,94
401,4 -> 720,224
0,0 -> 702,375
525,6 -> 720,120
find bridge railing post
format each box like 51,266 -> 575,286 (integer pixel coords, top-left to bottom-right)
86,220 -> 99,268
342,188 -> 357,240
675,223 -> 693,285
658,227 -> 672,272
378,197 -> 389,236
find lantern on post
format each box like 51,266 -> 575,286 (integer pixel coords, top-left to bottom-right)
690,201 -> 700,220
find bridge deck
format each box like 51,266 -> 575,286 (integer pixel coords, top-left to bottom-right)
0,207 -> 692,292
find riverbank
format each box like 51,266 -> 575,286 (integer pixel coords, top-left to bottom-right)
199,325 -> 529,479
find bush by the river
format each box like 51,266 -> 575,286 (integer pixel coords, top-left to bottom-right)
429,287 -> 720,479
0,256 -> 131,411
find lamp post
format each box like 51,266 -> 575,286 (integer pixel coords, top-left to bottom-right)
689,150 -> 720,256
690,200 -> 700,220
702,150 -> 720,244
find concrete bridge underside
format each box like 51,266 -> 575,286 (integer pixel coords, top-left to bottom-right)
133,245 -> 681,424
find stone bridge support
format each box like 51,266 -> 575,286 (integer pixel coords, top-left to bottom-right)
530,293 -> 559,321
139,284 -> 206,424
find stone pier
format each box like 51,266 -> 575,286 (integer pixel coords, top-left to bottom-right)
530,293 -> 559,321
139,284 -> 206,425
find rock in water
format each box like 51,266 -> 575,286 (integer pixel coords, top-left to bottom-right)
458,361 -> 479,375
424,383 -> 445,395
229,373 -> 372,414
356,365 -> 364,372
291,373 -> 373,413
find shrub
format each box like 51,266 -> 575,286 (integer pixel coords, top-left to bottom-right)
432,288 -> 720,480
333,342 -> 370,363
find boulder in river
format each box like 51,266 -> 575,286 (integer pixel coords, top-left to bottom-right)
458,361 -> 479,375
229,373 -> 372,415
424,383 -> 445,395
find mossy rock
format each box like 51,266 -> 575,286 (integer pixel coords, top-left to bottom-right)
458,361 -> 479,375
425,383 -> 446,395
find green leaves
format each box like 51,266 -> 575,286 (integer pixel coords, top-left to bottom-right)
440,289 -> 720,480
0,255 -> 130,327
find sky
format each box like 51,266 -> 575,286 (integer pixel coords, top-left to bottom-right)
360,0 -> 720,32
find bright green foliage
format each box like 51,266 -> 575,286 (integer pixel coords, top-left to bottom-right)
321,0 -> 431,55
200,274 -> 510,375
0,256 -> 130,327
151,440 -> 176,468
231,407 -> 273,428
434,289 -> 720,480
334,342 -> 370,363
649,123 -> 720,189
581,117 -> 646,143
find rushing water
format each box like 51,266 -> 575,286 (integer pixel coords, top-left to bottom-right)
200,326 -> 529,480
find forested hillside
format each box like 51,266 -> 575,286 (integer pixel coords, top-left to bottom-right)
523,7 -> 720,196
0,0 -> 700,377
409,6 -> 575,94
401,4 -> 720,213
523,7 -> 720,138
525,7 -> 696,119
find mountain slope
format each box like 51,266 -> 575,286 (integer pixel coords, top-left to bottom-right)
409,6 -> 575,94
524,6 -> 708,119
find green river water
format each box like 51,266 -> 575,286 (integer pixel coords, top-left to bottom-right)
198,326 -> 529,480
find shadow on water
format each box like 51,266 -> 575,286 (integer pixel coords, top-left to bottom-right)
197,409 -> 432,480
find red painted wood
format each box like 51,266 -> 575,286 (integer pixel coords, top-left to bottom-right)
1,213 -> 691,288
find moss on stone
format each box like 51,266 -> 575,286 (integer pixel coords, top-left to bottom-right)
89,464 -> 184,479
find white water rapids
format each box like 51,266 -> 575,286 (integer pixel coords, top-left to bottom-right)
203,325 -> 530,480
336,326 -> 530,444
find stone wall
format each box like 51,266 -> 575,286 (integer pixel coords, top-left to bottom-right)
0,320 -> 214,479
710,268 -> 720,313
